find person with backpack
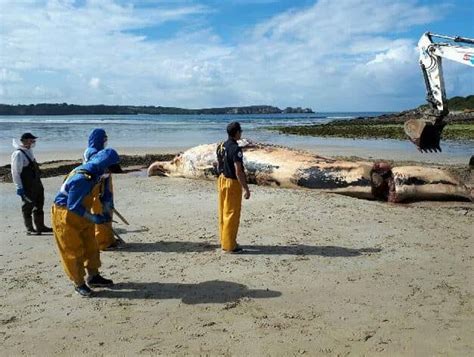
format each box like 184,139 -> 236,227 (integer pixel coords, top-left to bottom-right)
216,122 -> 251,254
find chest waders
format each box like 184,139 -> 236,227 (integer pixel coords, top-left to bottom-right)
91,176 -> 116,250
18,149 -> 46,234
51,170 -> 101,286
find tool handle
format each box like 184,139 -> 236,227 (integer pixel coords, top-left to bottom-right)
112,208 -> 130,225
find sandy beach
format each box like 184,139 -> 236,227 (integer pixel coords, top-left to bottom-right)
2,0 -> 474,353
1,166 -> 473,355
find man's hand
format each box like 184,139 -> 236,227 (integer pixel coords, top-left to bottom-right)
103,201 -> 114,215
235,161 -> 250,199
16,187 -> 24,197
244,189 -> 250,199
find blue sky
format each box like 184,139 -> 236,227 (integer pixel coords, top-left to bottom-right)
0,0 -> 473,111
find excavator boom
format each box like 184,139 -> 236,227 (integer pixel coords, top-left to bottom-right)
404,32 -> 474,152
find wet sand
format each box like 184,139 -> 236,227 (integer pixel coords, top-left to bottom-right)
1,140 -> 472,166
0,170 -> 473,355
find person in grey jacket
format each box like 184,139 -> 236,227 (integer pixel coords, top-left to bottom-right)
11,132 -> 52,235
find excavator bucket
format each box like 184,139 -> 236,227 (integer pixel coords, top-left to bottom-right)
404,118 -> 446,152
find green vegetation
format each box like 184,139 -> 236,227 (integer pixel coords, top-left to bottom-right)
447,95 -> 474,110
268,95 -> 474,141
419,95 -> 474,111
270,123 -> 474,141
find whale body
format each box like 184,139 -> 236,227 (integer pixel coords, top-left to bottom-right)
147,141 -> 472,203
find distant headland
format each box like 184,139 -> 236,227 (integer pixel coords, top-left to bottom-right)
0,103 -> 314,116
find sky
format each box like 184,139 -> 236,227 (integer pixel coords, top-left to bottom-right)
0,0 -> 473,111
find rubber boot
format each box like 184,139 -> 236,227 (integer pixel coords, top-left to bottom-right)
33,211 -> 51,233
23,213 -> 39,235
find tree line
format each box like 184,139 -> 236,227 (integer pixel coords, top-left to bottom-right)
0,103 -> 314,115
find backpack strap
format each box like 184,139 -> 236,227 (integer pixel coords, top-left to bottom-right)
63,168 -> 93,183
17,149 -> 34,165
216,142 -> 225,157
216,142 -> 225,174
75,169 -> 93,180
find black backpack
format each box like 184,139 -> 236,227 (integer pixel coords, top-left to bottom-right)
216,142 -> 225,175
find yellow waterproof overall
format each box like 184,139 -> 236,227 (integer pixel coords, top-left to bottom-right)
92,176 -> 115,250
218,174 -> 242,251
51,183 -> 101,285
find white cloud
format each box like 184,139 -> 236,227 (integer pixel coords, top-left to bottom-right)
0,0 -> 472,110
369,45 -> 415,65
0,68 -> 23,82
89,77 -> 101,89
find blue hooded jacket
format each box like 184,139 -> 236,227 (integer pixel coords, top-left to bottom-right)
54,148 -> 120,216
83,128 -> 107,162
83,128 -> 114,206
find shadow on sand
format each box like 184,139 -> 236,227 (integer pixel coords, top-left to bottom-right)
95,280 -> 281,304
117,241 -> 381,257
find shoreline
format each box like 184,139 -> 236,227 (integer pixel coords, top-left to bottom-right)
2,137 -> 473,168
1,150 -> 472,187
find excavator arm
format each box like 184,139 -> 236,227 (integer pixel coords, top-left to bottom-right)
404,32 -> 474,152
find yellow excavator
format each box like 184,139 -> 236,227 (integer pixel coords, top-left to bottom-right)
404,32 -> 474,152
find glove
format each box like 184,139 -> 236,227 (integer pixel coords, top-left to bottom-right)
16,187 -> 24,197
103,212 -> 112,222
84,212 -> 111,225
103,201 -> 114,215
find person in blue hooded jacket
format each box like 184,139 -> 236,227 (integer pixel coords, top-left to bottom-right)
52,148 -> 122,297
83,128 -> 107,163
83,129 -> 120,250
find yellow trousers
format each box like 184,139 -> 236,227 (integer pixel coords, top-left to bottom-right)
51,205 -> 101,285
95,221 -> 115,250
218,175 -> 242,251
92,176 -> 116,251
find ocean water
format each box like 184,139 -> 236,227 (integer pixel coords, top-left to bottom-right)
0,113 -> 472,165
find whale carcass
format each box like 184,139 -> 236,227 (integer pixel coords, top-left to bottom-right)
147,142 -> 472,203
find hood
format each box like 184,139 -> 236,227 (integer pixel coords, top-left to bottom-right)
87,128 -> 107,150
81,148 -> 120,177
12,138 -> 26,150
84,147 -> 98,162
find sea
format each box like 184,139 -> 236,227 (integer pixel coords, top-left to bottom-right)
0,113 -> 472,165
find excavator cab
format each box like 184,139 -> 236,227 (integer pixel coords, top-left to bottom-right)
404,117 -> 445,152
